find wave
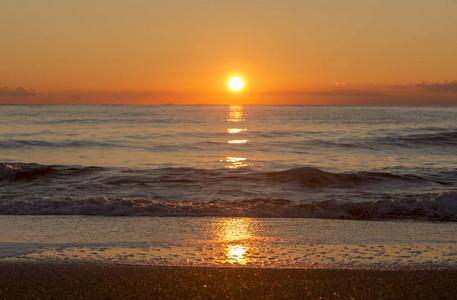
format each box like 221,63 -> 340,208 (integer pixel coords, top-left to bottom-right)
1,194 -> 457,221
259,167 -> 452,188
0,163 -> 56,180
2,163 -> 457,221
287,130 -> 457,151
257,129 -> 457,151
0,139 -> 197,152
377,130 -> 457,148
0,139 -> 123,149
3,129 -> 457,157
1,163 -> 454,187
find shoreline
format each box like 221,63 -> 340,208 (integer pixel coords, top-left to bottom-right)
2,261 -> 457,299
3,216 -> 457,270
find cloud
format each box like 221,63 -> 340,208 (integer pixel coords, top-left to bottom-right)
265,89 -> 387,98
0,86 -> 37,97
416,81 -> 457,93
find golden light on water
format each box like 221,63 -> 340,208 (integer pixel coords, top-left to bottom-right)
216,218 -> 254,241
227,128 -> 246,133
226,118 -> 243,123
226,106 -> 244,122
226,245 -> 248,264
227,139 -> 247,144
224,105 -> 251,169
225,157 -> 248,169
226,157 -> 246,162
211,218 -> 258,265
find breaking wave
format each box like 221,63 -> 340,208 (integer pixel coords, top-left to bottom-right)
1,194 -> 457,222
2,163 -> 457,221
1,163 -> 454,187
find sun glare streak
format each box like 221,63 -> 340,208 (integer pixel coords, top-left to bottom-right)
224,105 -> 251,168
227,128 -> 246,133
227,245 -> 248,264
226,157 -> 246,162
226,105 -> 244,122
211,218 -> 258,265
225,156 -> 248,169
216,218 -> 254,241
228,139 -> 247,144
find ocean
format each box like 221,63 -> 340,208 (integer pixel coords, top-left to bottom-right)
1,105 -> 457,269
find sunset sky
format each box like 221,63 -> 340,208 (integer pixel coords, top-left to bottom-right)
1,0 -> 457,105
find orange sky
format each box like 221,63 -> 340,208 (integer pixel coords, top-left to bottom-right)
1,1 -> 457,104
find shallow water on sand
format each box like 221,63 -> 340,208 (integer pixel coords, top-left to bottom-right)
1,216 -> 456,269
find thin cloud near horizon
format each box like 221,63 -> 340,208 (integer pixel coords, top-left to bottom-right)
0,86 -> 36,97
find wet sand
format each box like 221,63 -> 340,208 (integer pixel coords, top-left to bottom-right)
1,262 -> 457,299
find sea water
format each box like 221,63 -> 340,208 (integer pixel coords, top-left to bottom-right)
1,105 -> 457,268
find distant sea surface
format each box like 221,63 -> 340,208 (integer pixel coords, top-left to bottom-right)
1,105 -> 457,222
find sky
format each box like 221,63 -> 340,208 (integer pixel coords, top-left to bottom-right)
1,0 -> 457,105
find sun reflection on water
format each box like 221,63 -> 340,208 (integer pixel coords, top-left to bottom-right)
226,106 -> 245,122
226,245 -> 248,264
227,139 -> 247,144
227,128 -> 246,133
224,105 -> 251,169
225,157 -> 248,169
211,218 -> 258,265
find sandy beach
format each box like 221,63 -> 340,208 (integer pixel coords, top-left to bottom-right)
1,262 -> 457,299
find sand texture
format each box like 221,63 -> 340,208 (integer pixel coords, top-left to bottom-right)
1,262 -> 457,299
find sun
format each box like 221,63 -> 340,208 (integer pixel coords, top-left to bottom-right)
228,77 -> 244,92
